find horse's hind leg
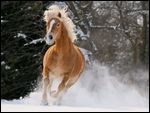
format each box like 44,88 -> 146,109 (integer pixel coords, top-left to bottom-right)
41,77 -> 50,105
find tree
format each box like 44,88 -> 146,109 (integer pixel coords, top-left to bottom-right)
1,1 -> 46,99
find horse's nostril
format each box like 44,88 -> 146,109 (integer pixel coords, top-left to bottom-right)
49,35 -> 53,40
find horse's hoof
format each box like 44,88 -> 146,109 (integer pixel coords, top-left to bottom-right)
52,98 -> 62,106
41,100 -> 48,106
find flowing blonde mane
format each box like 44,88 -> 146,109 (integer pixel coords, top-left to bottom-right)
44,5 -> 77,42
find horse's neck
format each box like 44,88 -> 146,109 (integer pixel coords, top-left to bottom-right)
55,25 -> 73,53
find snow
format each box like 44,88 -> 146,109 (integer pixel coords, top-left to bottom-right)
80,48 -> 92,62
81,36 -> 87,40
1,104 -> 148,112
137,15 -> 143,26
92,41 -> 98,51
24,38 -> 44,46
5,65 -> 11,70
1,62 -> 149,112
1,52 -> 4,55
27,7 -> 31,10
17,33 -> 27,39
1,61 -> 11,70
75,27 -> 88,40
128,10 -> 149,15
1,16 -> 8,23
89,23 -> 117,30
14,33 -> 27,39
1,61 -> 5,65
1,19 -> 8,23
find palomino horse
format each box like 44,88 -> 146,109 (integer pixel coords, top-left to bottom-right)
41,5 -> 85,105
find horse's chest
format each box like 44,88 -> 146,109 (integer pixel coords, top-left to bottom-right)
50,66 -> 65,77
53,66 -> 63,74
46,51 -> 73,76
50,62 -> 72,80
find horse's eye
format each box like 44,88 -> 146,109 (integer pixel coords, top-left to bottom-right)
57,23 -> 60,27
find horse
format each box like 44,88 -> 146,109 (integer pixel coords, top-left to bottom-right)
41,5 -> 85,105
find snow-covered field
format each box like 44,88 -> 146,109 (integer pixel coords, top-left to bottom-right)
1,103 -> 148,112
1,62 -> 149,112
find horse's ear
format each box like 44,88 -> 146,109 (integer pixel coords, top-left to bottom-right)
58,12 -> 61,18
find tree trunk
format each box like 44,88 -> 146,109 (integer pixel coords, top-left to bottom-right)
139,1 -> 148,66
133,39 -> 140,66
140,14 -> 147,65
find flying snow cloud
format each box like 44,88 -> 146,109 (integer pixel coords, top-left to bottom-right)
1,62 -> 149,111
61,62 -> 149,108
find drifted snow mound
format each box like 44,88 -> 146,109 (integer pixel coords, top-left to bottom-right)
1,62 -> 149,112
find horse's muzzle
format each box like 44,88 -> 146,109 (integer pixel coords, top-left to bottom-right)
48,35 -> 53,40
44,35 -> 55,45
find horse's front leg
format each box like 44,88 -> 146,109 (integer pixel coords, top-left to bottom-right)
41,77 -> 50,105
51,75 -> 69,98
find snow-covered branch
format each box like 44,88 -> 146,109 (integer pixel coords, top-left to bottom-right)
90,25 -> 117,30
24,38 -> 44,46
127,10 -> 149,15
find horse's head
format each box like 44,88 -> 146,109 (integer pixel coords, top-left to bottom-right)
44,5 -> 77,45
44,12 -> 63,45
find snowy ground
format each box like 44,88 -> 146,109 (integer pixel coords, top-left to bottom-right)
1,62 -> 149,112
1,103 -> 148,112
